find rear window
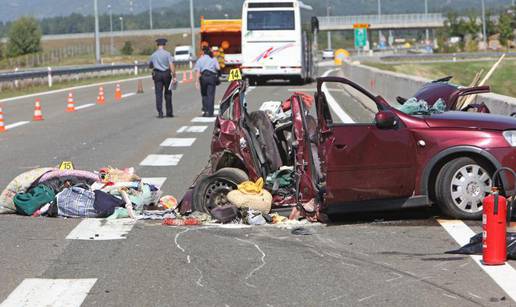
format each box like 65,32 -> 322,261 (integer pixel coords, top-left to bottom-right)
175,50 -> 189,55
247,10 -> 295,31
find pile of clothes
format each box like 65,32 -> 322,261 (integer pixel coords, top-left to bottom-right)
0,167 -> 169,219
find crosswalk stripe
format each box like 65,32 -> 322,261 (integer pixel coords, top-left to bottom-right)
160,138 -> 196,147
141,177 -> 167,189
1,278 -> 97,307
140,154 -> 183,166
191,117 -> 216,123
66,218 -> 135,240
177,126 -> 208,133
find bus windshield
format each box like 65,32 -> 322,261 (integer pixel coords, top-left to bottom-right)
247,10 -> 295,31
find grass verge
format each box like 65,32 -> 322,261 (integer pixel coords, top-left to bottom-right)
363,60 -> 516,97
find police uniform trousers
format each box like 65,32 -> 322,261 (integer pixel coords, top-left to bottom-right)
200,70 -> 218,116
153,69 -> 173,116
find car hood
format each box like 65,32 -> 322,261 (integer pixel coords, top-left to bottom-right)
424,111 -> 516,131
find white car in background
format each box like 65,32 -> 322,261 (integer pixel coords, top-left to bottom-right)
322,49 -> 334,60
174,45 -> 194,63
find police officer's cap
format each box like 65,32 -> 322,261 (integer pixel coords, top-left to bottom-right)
156,38 -> 168,46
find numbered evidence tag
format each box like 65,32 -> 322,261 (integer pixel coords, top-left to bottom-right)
59,161 -> 75,170
228,69 -> 242,81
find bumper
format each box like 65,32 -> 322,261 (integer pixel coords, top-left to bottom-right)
242,67 -> 302,77
486,147 -> 516,191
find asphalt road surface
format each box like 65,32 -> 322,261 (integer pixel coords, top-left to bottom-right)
0,66 -> 515,307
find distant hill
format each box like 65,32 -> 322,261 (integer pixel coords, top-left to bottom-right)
0,0 -> 514,22
0,0 -> 513,33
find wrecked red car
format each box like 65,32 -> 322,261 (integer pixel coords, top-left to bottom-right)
180,76 -> 516,221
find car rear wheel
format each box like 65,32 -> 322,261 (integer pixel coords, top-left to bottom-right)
435,157 -> 493,219
192,168 -> 249,213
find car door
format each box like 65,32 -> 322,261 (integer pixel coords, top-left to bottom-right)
316,77 -> 417,204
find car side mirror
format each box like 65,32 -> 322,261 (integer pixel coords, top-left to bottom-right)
375,111 -> 398,129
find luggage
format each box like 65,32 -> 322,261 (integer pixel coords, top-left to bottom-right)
57,187 -> 97,218
14,184 -> 56,216
93,190 -> 125,218
210,204 -> 238,223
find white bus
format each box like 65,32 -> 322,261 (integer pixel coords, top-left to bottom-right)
241,0 -> 316,85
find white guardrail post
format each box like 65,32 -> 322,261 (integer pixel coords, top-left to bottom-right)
14,67 -> 19,88
47,66 -> 53,88
134,61 -> 138,76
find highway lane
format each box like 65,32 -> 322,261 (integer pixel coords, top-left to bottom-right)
0,68 -> 515,306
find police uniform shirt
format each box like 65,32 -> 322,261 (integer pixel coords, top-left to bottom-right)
149,49 -> 174,72
194,54 -> 220,73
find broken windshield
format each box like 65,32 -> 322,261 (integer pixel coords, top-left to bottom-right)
397,97 -> 446,116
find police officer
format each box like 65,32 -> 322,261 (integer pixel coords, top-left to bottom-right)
149,38 -> 176,118
194,46 -> 220,117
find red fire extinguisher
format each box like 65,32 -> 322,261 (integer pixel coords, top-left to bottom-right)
482,167 -> 515,265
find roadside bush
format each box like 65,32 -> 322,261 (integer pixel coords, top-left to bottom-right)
121,41 -> 134,55
7,17 -> 42,57
139,47 -> 155,55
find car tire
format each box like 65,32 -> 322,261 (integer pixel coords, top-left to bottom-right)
435,157 -> 493,220
192,168 -> 249,213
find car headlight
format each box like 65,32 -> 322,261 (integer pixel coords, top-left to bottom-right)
503,130 -> 516,146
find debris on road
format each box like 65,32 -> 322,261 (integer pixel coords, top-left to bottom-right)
445,232 -> 516,260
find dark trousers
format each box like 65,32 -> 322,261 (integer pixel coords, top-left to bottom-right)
200,72 -> 217,116
153,70 -> 173,116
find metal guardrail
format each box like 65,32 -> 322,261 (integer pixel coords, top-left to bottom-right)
0,63 -> 147,82
380,52 -> 516,61
0,60 -> 195,83
318,13 -> 445,30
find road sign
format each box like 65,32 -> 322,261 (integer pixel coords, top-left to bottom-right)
353,23 -> 370,29
228,69 -> 242,81
354,28 -> 368,48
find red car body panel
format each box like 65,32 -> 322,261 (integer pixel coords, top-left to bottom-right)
180,77 -> 516,219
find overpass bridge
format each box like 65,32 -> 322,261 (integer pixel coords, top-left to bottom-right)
318,13 -> 445,31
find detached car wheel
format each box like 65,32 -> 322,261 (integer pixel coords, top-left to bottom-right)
192,168 -> 249,213
435,157 -> 493,220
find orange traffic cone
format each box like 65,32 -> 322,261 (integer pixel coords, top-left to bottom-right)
66,92 -> 76,112
115,83 -> 122,101
182,71 -> 187,83
137,80 -> 144,94
0,104 -> 5,133
97,86 -> 105,105
33,98 -> 44,121
189,70 -> 194,82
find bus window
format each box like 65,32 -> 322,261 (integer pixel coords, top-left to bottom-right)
247,11 -> 295,31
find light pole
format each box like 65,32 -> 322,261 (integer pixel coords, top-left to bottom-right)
94,0 -> 101,64
425,0 -> 429,43
327,6 -> 332,50
120,16 -> 124,32
377,0 -> 383,45
481,0 -> 487,48
149,0 -> 153,30
108,4 -> 114,55
190,0 -> 196,56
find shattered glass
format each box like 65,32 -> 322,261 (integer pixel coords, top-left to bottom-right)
398,97 -> 446,115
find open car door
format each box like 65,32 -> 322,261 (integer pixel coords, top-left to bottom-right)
316,77 -> 419,209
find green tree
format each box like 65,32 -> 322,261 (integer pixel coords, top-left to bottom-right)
498,12 -> 514,50
121,41 -> 134,55
6,17 -> 42,57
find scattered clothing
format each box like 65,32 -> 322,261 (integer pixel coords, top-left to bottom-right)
137,209 -> 176,220
57,187 -> 97,218
14,184 -> 55,216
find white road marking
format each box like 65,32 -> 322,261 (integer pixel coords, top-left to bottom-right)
1,278 -> 97,307
247,86 -> 256,94
438,219 -> 516,302
214,110 -> 220,115
214,104 -> 220,110
140,154 -> 183,166
177,126 -> 187,133
0,76 -> 150,104
5,121 -> 29,130
160,138 -> 196,147
321,69 -> 354,123
177,126 -> 208,133
191,117 -> 216,123
66,218 -> 135,240
74,103 -> 95,110
141,177 -> 167,189
121,92 -> 136,98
